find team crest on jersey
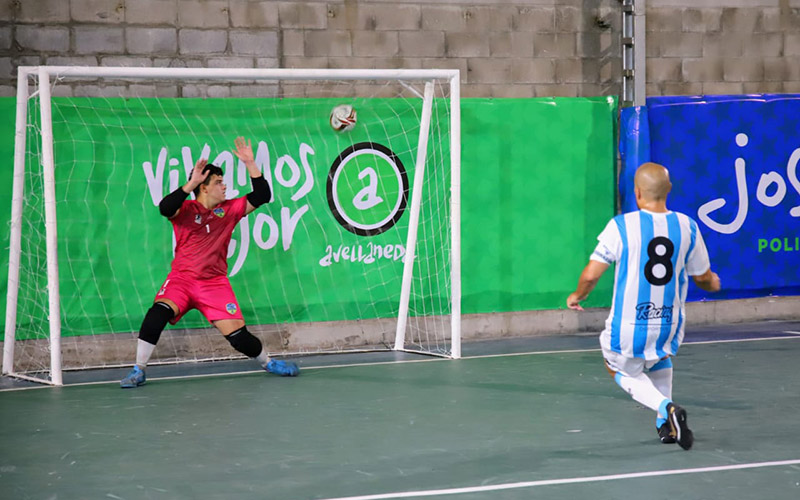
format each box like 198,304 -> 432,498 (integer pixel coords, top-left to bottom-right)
213,207 -> 225,218
226,303 -> 237,315
194,214 -> 202,224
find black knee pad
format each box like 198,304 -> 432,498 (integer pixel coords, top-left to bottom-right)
138,302 -> 174,345
225,327 -> 262,358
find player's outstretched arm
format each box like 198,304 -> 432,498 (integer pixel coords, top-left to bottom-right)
233,137 -> 260,177
233,137 -> 272,215
567,260 -> 609,310
692,269 -> 721,292
159,158 -> 209,218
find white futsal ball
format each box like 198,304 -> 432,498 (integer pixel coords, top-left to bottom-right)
330,104 -> 357,132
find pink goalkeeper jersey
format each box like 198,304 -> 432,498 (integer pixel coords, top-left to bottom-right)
169,197 -> 248,279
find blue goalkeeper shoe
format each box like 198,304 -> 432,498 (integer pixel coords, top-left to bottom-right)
120,365 -> 146,388
266,359 -> 299,377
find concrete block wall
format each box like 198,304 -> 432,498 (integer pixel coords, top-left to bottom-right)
647,0 -> 800,95
1,1 -> 798,97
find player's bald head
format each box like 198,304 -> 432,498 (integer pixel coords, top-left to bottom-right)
634,162 -> 672,202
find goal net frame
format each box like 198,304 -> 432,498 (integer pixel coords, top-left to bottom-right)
3,66 -> 462,385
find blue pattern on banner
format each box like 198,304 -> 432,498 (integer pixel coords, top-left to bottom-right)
627,95 -> 800,301
619,106 -> 651,214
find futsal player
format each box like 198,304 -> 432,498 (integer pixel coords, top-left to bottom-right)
121,137 -> 299,388
566,162 -> 721,450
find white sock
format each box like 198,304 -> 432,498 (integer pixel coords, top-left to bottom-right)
135,339 -> 156,369
648,367 -> 673,422
255,349 -> 271,369
615,372 -> 670,413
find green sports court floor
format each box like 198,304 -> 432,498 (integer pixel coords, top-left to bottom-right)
2,320 -> 800,500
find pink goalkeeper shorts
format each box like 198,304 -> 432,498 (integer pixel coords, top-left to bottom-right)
154,272 -> 244,324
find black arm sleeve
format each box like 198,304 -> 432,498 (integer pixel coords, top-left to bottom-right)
158,187 -> 189,218
246,175 -> 271,208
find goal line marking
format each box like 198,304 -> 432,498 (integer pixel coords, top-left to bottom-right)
2,334 -> 799,392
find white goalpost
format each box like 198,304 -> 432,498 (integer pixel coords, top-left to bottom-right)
2,66 -> 461,385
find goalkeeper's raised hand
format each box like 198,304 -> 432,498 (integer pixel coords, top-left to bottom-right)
233,137 -> 261,177
183,158 -> 210,193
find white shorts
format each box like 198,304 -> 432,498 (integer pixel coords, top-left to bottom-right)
602,348 -> 668,377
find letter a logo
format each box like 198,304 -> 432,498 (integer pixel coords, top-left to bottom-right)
326,142 -> 409,236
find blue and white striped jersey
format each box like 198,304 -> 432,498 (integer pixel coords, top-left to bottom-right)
590,209 -> 710,360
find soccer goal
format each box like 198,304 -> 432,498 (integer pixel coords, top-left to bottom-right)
3,66 -> 461,385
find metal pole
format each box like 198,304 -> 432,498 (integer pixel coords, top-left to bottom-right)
23,66 -> 460,82
621,0 -> 647,107
2,69 -> 31,375
38,68 -> 63,386
634,0 -> 647,107
449,73 -> 461,359
395,82 -> 435,351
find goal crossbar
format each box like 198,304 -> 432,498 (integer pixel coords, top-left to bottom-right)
18,66 -> 460,82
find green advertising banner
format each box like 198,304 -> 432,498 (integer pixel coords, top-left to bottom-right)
0,97 -> 15,331
2,96 -> 615,340
461,97 -> 616,313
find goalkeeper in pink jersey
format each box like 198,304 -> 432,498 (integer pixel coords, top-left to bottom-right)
121,137 -> 299,388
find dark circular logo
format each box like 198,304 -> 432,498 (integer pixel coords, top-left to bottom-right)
326,142 -> 409,236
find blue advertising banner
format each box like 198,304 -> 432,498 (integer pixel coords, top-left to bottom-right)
621,95 -> 800,301
619,105 -> 650,214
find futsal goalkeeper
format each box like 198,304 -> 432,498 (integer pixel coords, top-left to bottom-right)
566,162 -> 720,450
121,137 -> 299,388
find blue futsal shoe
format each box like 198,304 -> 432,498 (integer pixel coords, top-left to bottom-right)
120,365 -> 146,388
266,359 -> 299,377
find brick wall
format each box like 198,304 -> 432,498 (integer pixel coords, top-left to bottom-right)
1,0 -> 798,97
647,1 -> 800,95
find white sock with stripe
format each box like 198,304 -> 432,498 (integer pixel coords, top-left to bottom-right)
614,371 -> 670,413
648,359 -> 674,427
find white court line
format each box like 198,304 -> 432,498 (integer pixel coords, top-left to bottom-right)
783,330 -> 800,335
1,349 -> 601,392
2,334 -> 800,392
684,335 -> 800,346
317,459 -> 800,500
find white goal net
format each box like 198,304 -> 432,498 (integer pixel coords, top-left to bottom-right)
3,67 -> 461,385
